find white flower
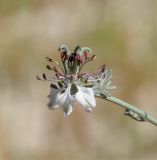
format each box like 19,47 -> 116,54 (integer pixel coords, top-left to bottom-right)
37,45 -> 115,117
48,83 -> 96,117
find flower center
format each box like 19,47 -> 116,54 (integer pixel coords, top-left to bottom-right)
58,45 -> 96,81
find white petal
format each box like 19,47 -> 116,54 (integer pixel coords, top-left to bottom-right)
57,85 -> 74,117
64,104 -> 73,118
75,86 -> 96,112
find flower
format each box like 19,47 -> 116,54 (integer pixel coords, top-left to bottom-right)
48,83 -> 96,117
36,45 -> 115,117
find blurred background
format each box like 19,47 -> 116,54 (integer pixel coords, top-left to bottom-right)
0,0 -> 157,160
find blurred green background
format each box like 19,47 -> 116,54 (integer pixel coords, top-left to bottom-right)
0,0 -> 157,160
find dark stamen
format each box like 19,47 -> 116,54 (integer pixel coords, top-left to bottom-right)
58,81 -> 63,88
50,84 -> 58,89
45,57 -> 52,62
43,73 -> 47,80
47,65 -> 53,70
53,66 -> 58,72
101,65 -> 106,72
46,57 -> 65,74
91,55 -> 96,60
83,55 -> 96,66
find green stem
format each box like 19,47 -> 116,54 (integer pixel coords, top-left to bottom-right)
95,94 -> 157,126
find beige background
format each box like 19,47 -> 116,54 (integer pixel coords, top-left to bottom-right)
0,0 -> 157,160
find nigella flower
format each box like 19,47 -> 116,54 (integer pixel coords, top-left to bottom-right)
36,45 -> 115,117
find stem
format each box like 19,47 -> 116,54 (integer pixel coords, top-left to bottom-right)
95,94 -> 157,126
